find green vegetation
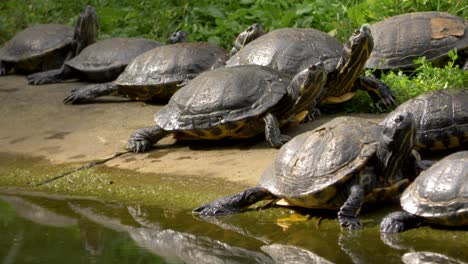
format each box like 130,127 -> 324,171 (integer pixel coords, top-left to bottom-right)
0,0 -> 467,111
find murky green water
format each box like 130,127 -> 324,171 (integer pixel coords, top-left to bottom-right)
0,153 -> 467,263
1,190 -> 468,264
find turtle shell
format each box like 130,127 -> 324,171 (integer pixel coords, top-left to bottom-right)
115,42 -> 228,101
260,117 -> 382,209
0,24 -> 74,73
400,151 -> 468,226
381,89 -> 468,152
65,38 -> 162,82
154,65 -> 291,139
366,12 -> 468,70
226,28 -> 342,76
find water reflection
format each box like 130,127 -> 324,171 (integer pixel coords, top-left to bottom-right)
261,244 -> 334,264
1,191 -> 468,264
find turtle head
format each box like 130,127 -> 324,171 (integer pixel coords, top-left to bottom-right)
230,23 -> 265,57
237,23 -> 264,47
73,5 -> 100,55
285,61 -> 327,115
337,25 -> 373,72
377,112 -> 417,174
167,30 -> 189,44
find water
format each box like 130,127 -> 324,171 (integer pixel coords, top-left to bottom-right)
1,190 -> 467,264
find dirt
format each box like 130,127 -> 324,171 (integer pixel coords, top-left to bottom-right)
0,75 -> 385,187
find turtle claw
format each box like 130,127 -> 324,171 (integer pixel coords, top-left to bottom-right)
193,203 -> 237,216
339,216 -> 362,230
63,87 -> 94,104
126,139 -> 152,153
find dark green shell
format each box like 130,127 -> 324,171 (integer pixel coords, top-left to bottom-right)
381,89 -> 468,152
115,42 -> 228,101
400,151 -> 468,226
226,28 -> 342,76
154,65 -> 291,139
366,12 -> 468,69
0,24 -> 74,72
260,117 -> 382,209
65,38 -> 162,82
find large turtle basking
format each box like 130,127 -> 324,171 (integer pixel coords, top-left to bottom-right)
380,88 -> 468,154
380,151 -> 468,233
193,114 -> 418,229
125,62 -> 327,153
62,24 -> 263,104
366,12 -> 468,71
0,6 -> 99,76
226,26 -> 396,108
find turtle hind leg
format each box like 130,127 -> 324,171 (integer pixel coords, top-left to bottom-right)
338,185 -> 365,230
356,75 -> 396,109
380,211 -> 422,233
63,82 -> 118,104
263,112 -> 291,148
193,186 -> 275,216
126,126 -> 169,153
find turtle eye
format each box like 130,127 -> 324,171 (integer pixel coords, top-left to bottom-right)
353,29 -> 360,35
395,115 -> 404,123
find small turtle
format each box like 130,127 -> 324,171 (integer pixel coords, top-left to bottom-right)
193,114 -> 417,230
125,62 -> 327,153
380,151 -> 468,233
366,12 -> 468,71
227,26 -> 396,108
0,6 -> 99,76
380,88 -> 468,154
61,24 -> 262,104
26,34 -> 175,85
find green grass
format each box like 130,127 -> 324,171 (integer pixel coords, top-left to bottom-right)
1,0 -> 467,112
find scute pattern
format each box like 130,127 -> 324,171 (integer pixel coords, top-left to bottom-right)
381,89 -> 468,151
366,12 -> 468,69
155,65 -> 290,132
401,151 -> 468,225
260,117 -> 381,199
66,38 -> 162,72
226,28 -> 342,75
117,42 -> 228,87
0,24 -> 73,61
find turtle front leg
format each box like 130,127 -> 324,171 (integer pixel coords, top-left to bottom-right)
356,75 -> 396,109
63,82 -> 119,104
0,61 -> 14,76
338,185 -> 365,230
26,66 -> 71,85
193,186 -> 275,216
380,211 -> 422,233
126,126 -> 169,153
263,112 -> 291,148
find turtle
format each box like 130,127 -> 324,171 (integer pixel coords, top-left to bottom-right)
125,61 -> 328,153
380,150 -> 468,233
26,35 -> 176,85
61,24 -> 264,104
226,25 -> 396,108
193,113 -> 418,230
365,12 -> 468,71
380,88 -> 468,154
0,5 -> 99,76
